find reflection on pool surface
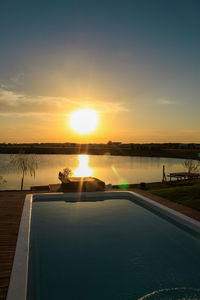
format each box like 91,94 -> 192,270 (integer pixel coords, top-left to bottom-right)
27,198 -> 200,300
139,287 -> 200,299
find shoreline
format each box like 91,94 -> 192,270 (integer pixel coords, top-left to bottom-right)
0,151 -> 199,161
0,143 -> 200,160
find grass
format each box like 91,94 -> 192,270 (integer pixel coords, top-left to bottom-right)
147,181 -> 200,211
113,179 -> 200,211
115,180 -> 200,211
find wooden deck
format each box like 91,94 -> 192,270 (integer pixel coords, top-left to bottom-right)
167,172 -> 200,181
1,189 -> 200,299
0,191 -> 46,300
0,191 -> 27,299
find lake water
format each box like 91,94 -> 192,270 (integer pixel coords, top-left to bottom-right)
0,154 -> 186,190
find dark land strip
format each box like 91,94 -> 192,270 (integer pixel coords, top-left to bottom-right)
1,143 -> 200,160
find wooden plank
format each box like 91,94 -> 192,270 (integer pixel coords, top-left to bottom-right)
0,190 -> 49,299
0,192 -> 26,300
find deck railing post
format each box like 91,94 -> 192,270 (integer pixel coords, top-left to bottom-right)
162,165 -> 167,182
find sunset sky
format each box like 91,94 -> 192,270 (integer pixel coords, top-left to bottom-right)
0,0 -> 200,143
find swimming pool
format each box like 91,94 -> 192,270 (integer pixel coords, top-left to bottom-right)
7,192 -> 200,300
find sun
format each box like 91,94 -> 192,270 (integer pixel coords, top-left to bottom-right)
69,109 -> 98,134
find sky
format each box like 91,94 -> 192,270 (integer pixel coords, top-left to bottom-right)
0,0 -> 200,143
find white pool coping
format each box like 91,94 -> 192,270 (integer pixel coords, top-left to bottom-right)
6,194 -> 32,300
6,191 -> 200,300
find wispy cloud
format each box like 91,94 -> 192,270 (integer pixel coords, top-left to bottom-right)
10,72 -> 25,86
182,129 -> 200,134
157,98 -> 176,105
0,87 -> 128,117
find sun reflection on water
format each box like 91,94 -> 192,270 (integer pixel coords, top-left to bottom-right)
74,155 -> 93,177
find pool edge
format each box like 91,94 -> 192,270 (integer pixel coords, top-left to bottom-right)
6,194 -> 32,300
129,191 -> 200,234
6,191 -> 200,300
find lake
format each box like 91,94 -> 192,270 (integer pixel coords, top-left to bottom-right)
0,154 -> 186,190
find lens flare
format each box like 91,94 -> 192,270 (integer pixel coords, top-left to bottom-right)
111,164 -> 129,189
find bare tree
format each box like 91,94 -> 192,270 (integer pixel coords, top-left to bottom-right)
10,152 -> 38,190
58,168 -> 72,183
0,175 -> 6,186
183,159 -> 199,174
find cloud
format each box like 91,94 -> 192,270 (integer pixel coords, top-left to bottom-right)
0,87 -> 128,117
0,73 -> 25,91
10,73 -> 25,86
182,129 -> 200,134
157,98 -> 176,105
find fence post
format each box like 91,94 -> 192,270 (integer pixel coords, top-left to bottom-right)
162,165 -> 167,182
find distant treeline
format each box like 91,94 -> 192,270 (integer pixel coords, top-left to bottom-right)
0,142 -> 200,160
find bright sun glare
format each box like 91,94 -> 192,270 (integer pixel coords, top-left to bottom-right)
69,109 -> 98,134
74,155 -> 93,177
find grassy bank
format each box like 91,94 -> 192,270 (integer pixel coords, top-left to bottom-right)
148,181 -> 200,211
115,180 -> 200,211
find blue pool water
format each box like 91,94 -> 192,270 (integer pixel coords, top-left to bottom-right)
27,198 -> 200,300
